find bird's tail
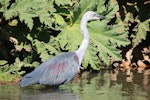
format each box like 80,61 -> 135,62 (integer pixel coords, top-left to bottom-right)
19,75 -> 39,87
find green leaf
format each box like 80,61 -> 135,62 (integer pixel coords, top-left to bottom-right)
72,0 -> 99,24
85,21 -> 129,65
3,0 -> 56,30
55,0 -> 72,6
27,34 -> 60,62
132,19 -> 149,47
0,58 -> 24,82
0,60 -> 8,66
82,45 -> 100,70
54,13 -> 66,27
0,0 -> 10,12
57,23 -> 82,51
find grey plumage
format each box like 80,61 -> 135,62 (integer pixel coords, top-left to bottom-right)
20,52 -> 79,87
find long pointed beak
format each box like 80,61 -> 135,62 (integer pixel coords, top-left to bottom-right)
98,15 -> 106,19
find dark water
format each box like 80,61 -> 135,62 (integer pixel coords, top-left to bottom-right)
0,70 -> 150,100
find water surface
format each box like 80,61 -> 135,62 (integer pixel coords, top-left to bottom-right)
0,70 -> 150,100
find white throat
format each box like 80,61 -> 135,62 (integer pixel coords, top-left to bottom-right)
75,17 -> 89,65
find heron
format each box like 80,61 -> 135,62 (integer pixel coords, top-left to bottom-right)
19,11 -> 105,87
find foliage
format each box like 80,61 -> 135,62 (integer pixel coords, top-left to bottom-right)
26,34 -> 60,62
1,0 -> 59,30
0,58 -> 23,82
0,0 -> 72,82
0,0 -> 149,82
132,19 -> 150,47
116,0 -> 150,47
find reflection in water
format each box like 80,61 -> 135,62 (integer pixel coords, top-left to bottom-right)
21,90 -> 80,100
110,69 -> 150,100
0,85 -> 21,100
0,70 -> 150,100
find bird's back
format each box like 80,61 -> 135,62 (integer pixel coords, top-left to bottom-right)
20,52 -> 79,87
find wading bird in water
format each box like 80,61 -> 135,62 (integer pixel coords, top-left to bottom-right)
20,11 -> 105,87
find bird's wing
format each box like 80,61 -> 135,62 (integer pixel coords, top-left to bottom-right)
39,52 -> 79,85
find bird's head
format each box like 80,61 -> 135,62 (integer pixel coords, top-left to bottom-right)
82,11 -> 105,21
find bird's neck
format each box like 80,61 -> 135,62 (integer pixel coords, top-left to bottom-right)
76,19 -> 89,65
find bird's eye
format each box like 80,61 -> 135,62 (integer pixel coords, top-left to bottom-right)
93,13 -> 98,17
93,14 -> 97,16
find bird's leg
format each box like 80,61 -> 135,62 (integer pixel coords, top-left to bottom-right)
74,71 -> 82,84
80,66 -> 84,70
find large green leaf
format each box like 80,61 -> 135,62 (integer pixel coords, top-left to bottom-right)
27,34 -> 60,62
57,23 -> 82,51
132,19 -> 150,47
82,45 -> 100,70
3,0 -> 56,30
87,21 -> 129,66
72,0 -> 99,24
